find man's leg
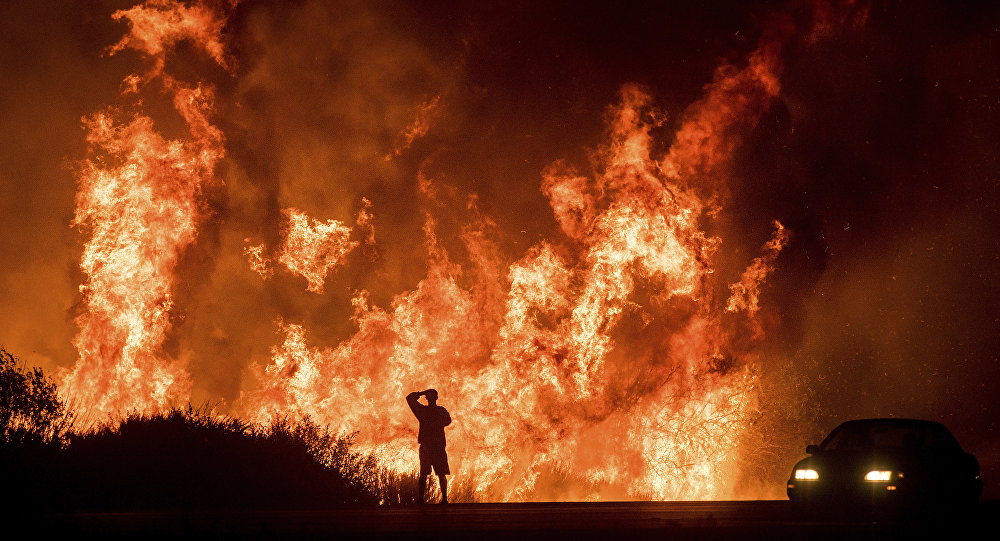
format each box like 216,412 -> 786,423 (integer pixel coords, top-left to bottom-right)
418,444 -> 430,505
438,474 -> 448,504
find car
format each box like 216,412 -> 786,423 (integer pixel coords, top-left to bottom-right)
786,418 -> 982,516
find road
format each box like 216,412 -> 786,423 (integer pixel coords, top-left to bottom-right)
27,500 -> 999,540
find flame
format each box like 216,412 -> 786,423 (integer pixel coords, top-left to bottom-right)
277,208 -> 358,294
61,0 -> 230,420
61,0 -> 841,500
388,95 -> 441,159
108,0 -> 230,71
727,221 -> 790,317
245,53 -> 791,499
244,199 -> 374,289
244,242 -> 272,279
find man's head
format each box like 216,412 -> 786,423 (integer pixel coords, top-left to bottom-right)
424,388 -> 438,404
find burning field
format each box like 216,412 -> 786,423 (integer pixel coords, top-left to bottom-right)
2,0 -> 999,502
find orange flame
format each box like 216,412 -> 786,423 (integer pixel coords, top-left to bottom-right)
109,0 -> 230,72
727,221 -> 790,317
61,0 -> 229,421
62,0 -> 834,500
244,200 -> 374,289
277,209 -> 358,294
388,95 -> 441,159
244,242 -> 272,279
245,47 -> 792,499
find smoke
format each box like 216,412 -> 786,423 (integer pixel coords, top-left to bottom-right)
720,0 -> 1000,495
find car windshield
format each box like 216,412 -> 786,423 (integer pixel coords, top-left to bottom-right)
820,422 -> 960,452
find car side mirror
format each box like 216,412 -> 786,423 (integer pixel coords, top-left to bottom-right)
806,444 -> 820,454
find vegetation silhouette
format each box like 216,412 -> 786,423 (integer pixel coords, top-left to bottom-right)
0,347 -> 423,511
1,346 -> 72,446
1,346 -> 73,510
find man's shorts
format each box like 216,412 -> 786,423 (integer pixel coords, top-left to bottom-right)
419,444 -> 450,476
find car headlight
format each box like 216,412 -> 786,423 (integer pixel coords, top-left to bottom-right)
794,469 -> 819,480
864,470 -> 892,482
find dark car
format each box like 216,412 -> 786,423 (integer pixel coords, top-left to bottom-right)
787,418 -> 982,515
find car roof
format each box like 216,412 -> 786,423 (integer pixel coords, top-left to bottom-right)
834,418 -> 947,429
821,418 -> 964,451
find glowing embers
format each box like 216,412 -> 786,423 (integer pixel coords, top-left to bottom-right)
794,469 -> 819,480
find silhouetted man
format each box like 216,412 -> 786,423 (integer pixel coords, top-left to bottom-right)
406,388 -> 451,504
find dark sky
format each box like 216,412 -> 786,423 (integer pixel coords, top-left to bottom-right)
1,0 -> 999,496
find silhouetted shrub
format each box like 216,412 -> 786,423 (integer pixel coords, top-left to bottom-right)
271,418 -> 426,505
0,346 -> 71,446
0,347 -> 74,510
0,347 -> 432,511
60,406 -> 380,510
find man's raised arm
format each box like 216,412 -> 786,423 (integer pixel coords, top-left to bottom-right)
406,391 -> 422,416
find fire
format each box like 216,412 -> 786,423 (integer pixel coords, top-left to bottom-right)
61,0 -> 838,501
388,95 -> 441,160
61,0 -> 230,420
108,0 -> 230,71
727,222 -> 790,317
246,68 -> 790,500
244,200 -> 374,291
276,208 -> 358,294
